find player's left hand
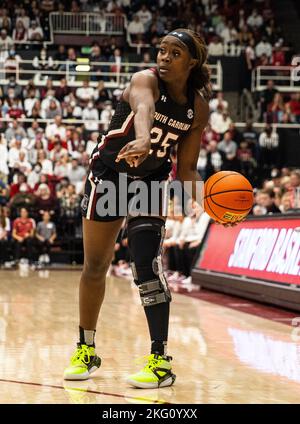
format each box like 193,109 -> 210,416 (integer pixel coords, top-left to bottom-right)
215,219 -> 246,227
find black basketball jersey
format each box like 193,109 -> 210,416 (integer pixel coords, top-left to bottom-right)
90,68 -> 196,177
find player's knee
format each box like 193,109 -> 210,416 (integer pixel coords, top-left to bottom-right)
83,258 -> 110,280
127,216 -> 172,306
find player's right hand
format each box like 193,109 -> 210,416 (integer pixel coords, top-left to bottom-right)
115,137 -> 151,167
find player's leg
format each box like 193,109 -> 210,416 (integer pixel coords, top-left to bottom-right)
125,215 -> 176,388
64,216 -> 124,380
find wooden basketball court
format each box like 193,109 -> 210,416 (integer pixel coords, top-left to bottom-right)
0,269 -> 299,404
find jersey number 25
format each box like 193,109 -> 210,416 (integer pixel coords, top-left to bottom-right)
149,127 -> 179,158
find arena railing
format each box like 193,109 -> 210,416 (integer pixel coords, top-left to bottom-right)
0,59 -> 222,90
1,119 -> 299,130
252,65 -> 300,92
49,12 -> 127,35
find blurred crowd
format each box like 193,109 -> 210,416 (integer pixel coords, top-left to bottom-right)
0,0 -> 299,275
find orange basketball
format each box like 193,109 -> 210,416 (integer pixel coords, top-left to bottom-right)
204,171 -> 254,224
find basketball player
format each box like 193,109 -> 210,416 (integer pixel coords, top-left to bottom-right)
64,29 -> 212,388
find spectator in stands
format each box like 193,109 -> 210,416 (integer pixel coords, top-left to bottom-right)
209,91 -> 228,112
82,101 -> 99,134
196,148 -> 207,179
86,131 -> 99,156
44,99 -> 62,119
27,20 -> 44,42
5,120 -> 26,144
237,141 -> 256,180
55,78 -> 71,103
218,130 -> 239,171
34,183 -> 58,219
258,125 -> 280,172
205,140 -> 225,178
210,104 -> 232,135
7,98 -> 25,119
0,134 -> 9,183
41,90 -> 60,119
12,20 -> 28,42
0,9 -> 12,33
255,36 -> 272,59
53,154 -> 69,179
136,4 -> 152,29
16,8 -> 30,30
76,80 -> 96,107
35,210 -> 57,264
267,92 -> 285,123
288,170 -> 300,208
8,138 -> 26,170
54,45 -> 67,69
0,205 -> 10,265
279,191 -> 293,213
49,139 -> 68,162
89,44 -> 107,81
238,24 -> 253,46
128,15 -> 145,40
27,121 -> 43,142
256,189 -> 281,214
45,115 -> 67,141
12,207 -> 35,263
258,79 -> 278,121
109,48 -> 123,80
58,183 -> 81,237
271,41 -> 285,66
0,183 -> 9,207
0,29 -> 14,57
100,101 -> 114,132
67,158 -> 85,190
13,151 -> 32,177
95,80 -> 111,108
201,122 -> 220,147
242,120 -> 259,158
9,173 -> 30,198
220,20 -> 238,46
27,163 -> 42,189
175,206 -> 210,283
37,150 -> 53,175
3,76 -> 22,99
24,88 -> 39,117
247,8 -> 263,28
285,93 -> 300,123
23,80 -> 40,100
208,35 -> 224,56
33,48 -> 54,79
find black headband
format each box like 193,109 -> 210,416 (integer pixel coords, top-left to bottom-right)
168,30 -> 197,59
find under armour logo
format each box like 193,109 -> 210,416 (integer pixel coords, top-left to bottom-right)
172,31 -> 183,37
94,177 -> 103,184
161,95 -> 167,102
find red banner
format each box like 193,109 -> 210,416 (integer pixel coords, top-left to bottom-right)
197,217 -> 300,285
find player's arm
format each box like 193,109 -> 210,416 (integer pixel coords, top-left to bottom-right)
176,93 -> 209,203
116,71 -> 158,167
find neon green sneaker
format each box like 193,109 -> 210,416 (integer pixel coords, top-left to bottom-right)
126,354 -> 176,389
63,344 -> 101,381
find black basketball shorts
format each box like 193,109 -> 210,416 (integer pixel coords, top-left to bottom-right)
81,158 -> 172,222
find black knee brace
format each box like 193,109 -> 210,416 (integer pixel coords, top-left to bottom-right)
127,216 -> 172,307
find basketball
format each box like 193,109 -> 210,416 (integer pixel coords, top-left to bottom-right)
204,171 -> 254,224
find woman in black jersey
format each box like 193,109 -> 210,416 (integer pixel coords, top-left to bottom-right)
64,29 -> 212,388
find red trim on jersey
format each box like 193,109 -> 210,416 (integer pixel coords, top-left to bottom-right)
98,112 -> 135,152
90,174 -> 98,220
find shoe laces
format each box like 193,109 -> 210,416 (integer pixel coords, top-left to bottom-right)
71,344 -> 92,366
135,354 -> 170,371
